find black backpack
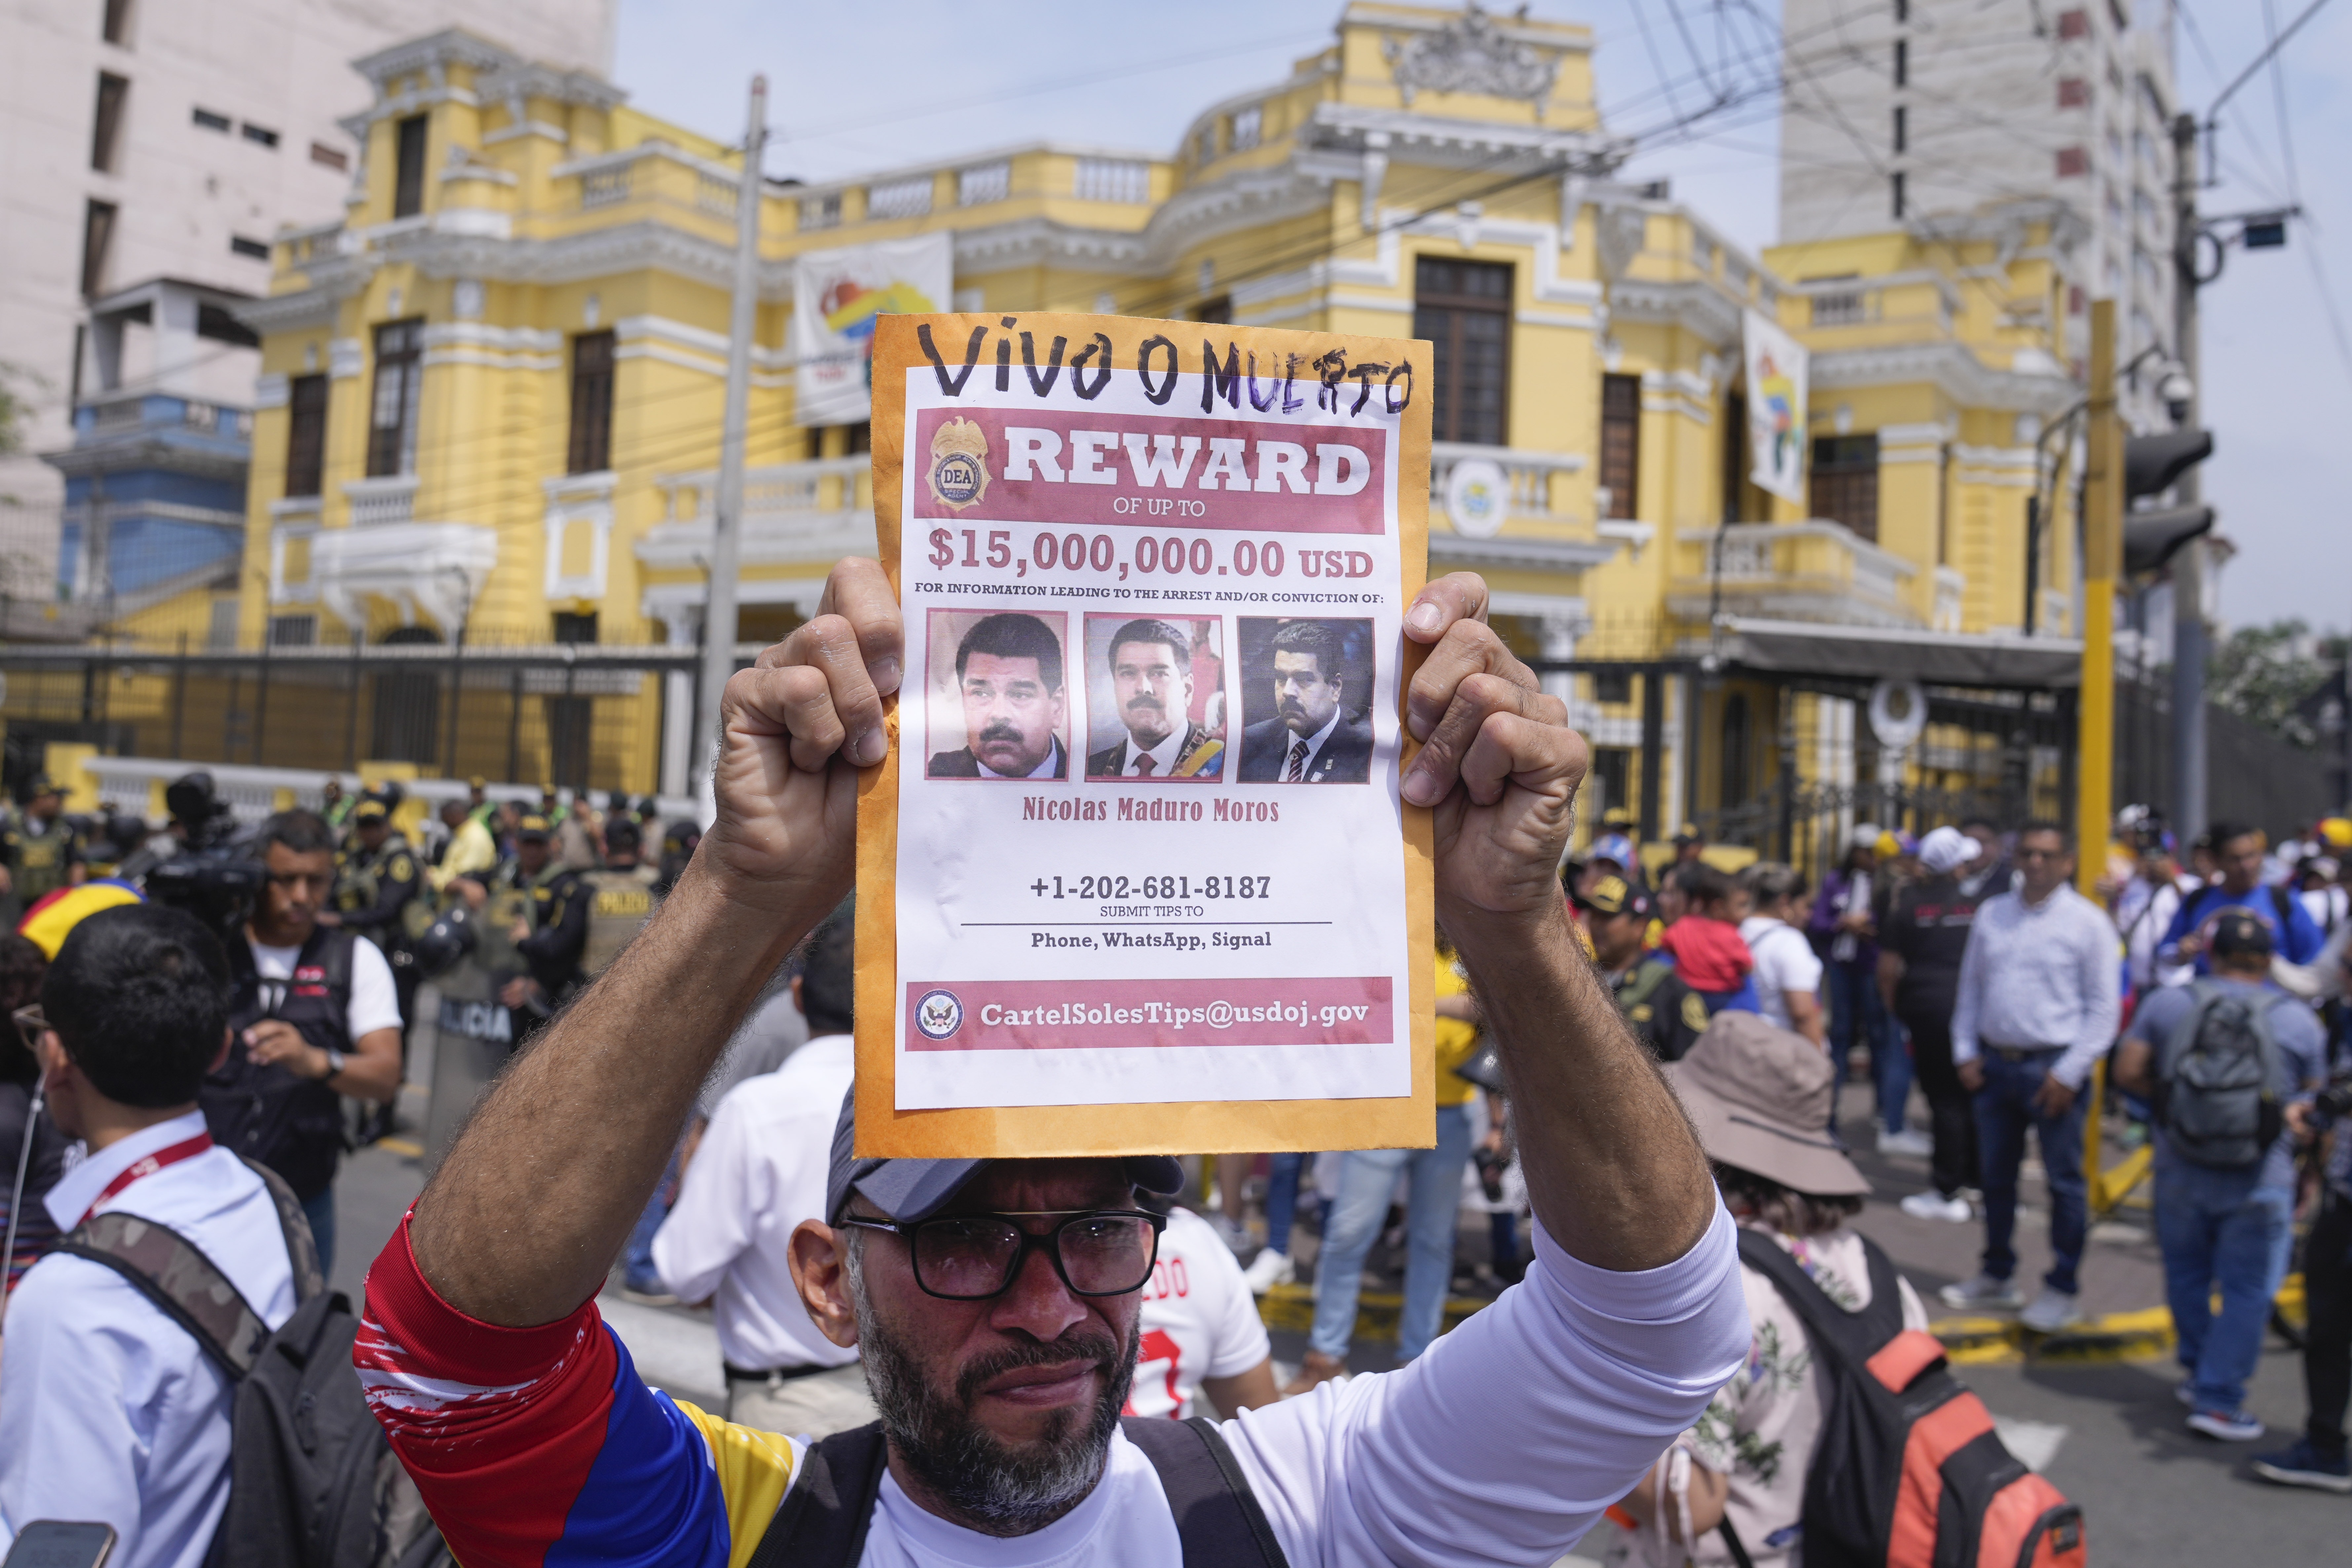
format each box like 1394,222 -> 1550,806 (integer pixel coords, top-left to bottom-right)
747,1415 -> 1290,1567
2155,980 -> 2288,1169
56,1160 -> 449,1568
1731,1230 -> 2085,1568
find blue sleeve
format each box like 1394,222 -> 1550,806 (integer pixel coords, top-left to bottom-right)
2157,886 -> 2205,956
2283,898 -> 2325,965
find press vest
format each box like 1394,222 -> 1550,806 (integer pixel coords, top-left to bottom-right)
202,926 -> 355,1201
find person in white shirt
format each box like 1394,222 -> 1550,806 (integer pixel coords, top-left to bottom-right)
0,904 -> 301,1568
1126,1201 -> 1277,1420
354,559 -> 1750,1568
1733,862 -> 1825,1047
651,905 -> 874,1438
1944,821 -> 2123,1333
207,809 -> 402,1274
2112,826 -> 2199,997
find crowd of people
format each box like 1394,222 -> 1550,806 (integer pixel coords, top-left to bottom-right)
0,556 -> 2346,1563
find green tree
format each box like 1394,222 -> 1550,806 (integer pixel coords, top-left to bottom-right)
2209,618 -> 2346,748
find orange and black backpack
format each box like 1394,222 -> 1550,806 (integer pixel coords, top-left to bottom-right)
1728,1229 -> 2086,1568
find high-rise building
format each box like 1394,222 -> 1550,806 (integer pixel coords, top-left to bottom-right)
1779,0 -> 2179,423
0,0 -> 617,582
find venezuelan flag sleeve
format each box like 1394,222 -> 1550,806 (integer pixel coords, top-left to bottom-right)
356,1214 -> 801,1568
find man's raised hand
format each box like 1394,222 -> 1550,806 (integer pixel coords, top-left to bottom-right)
699,557 -> 904,916
1400,572 -> 1585,928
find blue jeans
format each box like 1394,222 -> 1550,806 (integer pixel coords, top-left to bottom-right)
2155,1163 -> 2292,1416
625,1143 -> 683,1292
1828,959 -> 1907,1134
1309,1105 -> 1474,1363
301,1186 -> 337,1280
1972,1049 -> 2090,1295
1263,1151 -> 1308,1256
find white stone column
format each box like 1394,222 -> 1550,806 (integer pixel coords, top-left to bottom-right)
661,607 -> 701,799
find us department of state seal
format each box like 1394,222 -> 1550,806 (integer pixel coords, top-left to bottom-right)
928,417 -> 990,512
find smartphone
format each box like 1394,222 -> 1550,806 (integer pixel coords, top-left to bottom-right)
3,1522 -> 117,1568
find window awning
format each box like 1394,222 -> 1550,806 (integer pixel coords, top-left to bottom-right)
1707,616 -> 2083,690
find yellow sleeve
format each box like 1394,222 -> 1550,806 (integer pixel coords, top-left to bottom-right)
1432,955 -> 1480,1105
672,1400 -> 804,1568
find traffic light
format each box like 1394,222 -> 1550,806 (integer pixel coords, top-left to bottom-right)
2122,428 -> 2214,575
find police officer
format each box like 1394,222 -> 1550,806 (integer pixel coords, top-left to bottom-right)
330,797 -> 423,1136
205,809 -> 402,1273
577,817 -> 658,979
0,776 -> 85,921
475,814 -> 589,1030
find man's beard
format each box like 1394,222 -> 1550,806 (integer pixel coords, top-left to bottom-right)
852,1274 -> 1138,1535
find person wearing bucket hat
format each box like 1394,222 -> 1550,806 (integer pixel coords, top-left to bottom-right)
354,557 -> 1747,1568
1607,1012 -> 1928,1566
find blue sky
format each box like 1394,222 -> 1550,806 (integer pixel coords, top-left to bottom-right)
611,0 -> 2349,633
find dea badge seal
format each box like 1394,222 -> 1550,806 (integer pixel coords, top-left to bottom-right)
913,987 -> 965,1041
928,417 -> 990,512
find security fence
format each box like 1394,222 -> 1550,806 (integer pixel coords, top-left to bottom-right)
0,637 -> 756,801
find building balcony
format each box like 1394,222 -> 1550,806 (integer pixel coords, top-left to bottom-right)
343,474 -> 419,528
1666,521 -> 1921,628
1427,442 -> 1616,578
637,455 -> 879,571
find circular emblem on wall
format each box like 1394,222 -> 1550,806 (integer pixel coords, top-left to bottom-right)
1444,457 -> 1509,539
1868,678 -> 1929,750
913,987 -> 965,1041
927,416 -> 991,512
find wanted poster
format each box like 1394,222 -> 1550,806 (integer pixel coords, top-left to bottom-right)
855,312 -> 1434,1158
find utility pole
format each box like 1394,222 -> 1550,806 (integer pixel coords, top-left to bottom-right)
2076,300 -> 2121,896
2169,109 -> 2208,839
693,75 -> 767,804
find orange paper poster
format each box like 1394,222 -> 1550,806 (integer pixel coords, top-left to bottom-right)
855,312 -> 1434,1159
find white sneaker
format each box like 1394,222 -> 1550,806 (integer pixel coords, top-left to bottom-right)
1242,1248 -> 1294,1294
1940,1272 -> 2024,1311
1900,1190 -> 1973,1223
2019,1287 -> 2083,1333
1878,1128 -> 1935,1158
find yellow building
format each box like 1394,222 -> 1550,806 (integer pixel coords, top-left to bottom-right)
24,3 -> 2092,851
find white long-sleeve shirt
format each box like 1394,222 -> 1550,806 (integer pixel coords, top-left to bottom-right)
0,1112 -> 297,1568
651,1033 -> 858,1372
359,1199 -> 1751,1567
1950,884 -> 2122,1089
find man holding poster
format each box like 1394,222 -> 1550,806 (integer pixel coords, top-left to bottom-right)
356,545 -> 1744,1567
353,313 -> 1744,1567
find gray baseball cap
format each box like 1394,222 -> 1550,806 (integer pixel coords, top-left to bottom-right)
823,1085 -> 1184,1224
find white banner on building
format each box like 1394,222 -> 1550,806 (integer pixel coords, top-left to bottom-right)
1742,309 -> 1809,504
792,233 -> 954,426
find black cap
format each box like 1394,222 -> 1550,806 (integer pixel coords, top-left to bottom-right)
515,813 -> 552,841
2210,909 -> 2275,960
1574,872 -> 1652,919
824,1085 -> 1183,1224
352,797 -> 390,823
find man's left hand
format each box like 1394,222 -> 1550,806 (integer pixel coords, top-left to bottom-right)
2033,1075 -> 2078,1119
245,1019 -> 322,1076
1398,573 -> 1583,930
500,976 -> 543,1009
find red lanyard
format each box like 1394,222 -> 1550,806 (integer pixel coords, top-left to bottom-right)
79,1131 -> 214,1227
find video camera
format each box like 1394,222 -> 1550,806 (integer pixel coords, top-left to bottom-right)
2314,1072 -> 2352,1125
139,772 -> 264,941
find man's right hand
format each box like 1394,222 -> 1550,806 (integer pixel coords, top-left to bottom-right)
695,558 -> 904,917
1957,1059 -> 1985,1093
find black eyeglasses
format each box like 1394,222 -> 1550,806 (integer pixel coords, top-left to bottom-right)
837,1209 -> 1167,1300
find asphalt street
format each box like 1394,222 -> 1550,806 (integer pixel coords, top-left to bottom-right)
327,1061 -> 2349,1564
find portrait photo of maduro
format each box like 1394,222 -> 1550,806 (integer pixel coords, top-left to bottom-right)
924,609 -> 1071,780
1235,617 -> 1375,784
1082,615 -> 1227,781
